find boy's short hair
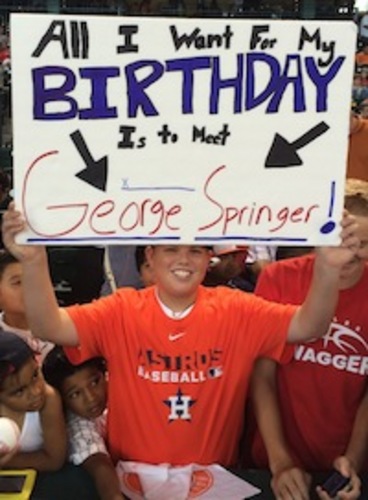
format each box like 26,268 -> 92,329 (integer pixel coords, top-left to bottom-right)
344,178 -> 368,216
0,250 -> 19,279
0,329 -> 34,387
42,346 -> 106,392
134,245 -> 147,274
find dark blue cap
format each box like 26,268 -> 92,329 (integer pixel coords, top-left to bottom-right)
0,329 -> 34,385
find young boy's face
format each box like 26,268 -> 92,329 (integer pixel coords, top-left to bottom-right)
61,365 -> 107,419
146,245 -> 211,303
0,358 -> 46,413
0,263 -> 25,317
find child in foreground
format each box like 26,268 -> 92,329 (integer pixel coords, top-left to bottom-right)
1,202 -> 360,467
0,329 -> 66,470
42,346 -> 123,500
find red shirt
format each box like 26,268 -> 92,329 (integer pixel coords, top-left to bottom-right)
250,255 -> 368,471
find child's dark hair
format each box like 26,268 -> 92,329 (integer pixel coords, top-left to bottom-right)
42,346 -> 106,392
0,329 -> 34,389
0,250 -> 19,279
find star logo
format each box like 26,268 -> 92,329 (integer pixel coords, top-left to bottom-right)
163,388 -> 196,421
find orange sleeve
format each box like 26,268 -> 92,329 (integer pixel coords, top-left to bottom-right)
63,293 -> 124,363
243,292 -> 298,363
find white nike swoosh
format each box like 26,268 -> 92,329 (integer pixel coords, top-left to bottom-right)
168,332 -> 186,341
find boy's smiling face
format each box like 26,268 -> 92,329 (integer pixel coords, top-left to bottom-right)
61,365 -> 107,419
145,245 -> 212,310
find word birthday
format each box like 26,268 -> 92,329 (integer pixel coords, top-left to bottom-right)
30,20 -> 345,119
32,54 -> 344,119
12,13 -> 355,245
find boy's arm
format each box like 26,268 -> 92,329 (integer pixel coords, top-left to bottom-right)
251,358 -> 311,500
287,212 -> 359,343
317,387 -> 368,499
67,412 -> 108,465
67,413 -> 122,499
2,203 -> 79,346
7,386 -> 67,471
343,386 -> 368,473
83,453 -> 123,500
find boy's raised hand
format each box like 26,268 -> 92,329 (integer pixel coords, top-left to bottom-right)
315,211 -> 360,269
2,202 -> 45,263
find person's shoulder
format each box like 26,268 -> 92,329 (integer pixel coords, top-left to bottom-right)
200,284 -> 255,308
114,285 -> 150,296
44,382 -> 58,397
105,286 -> 157,314
201,284 -> 244,297
36,384 -> 64,424
43,383 -> 63,409
100,285 -> 149,304
114,285 -> 154,303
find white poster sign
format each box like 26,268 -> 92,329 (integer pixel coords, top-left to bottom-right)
11,14 -> 356,245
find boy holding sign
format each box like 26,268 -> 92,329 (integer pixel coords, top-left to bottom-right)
1,203 -> 360,469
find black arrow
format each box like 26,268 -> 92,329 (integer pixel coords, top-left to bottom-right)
71,130 -> 108,191
265,121 -> 330,168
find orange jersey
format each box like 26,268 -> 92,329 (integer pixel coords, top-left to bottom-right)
65,285 -> 295,466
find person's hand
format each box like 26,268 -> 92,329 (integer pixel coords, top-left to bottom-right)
0,446 -> 19,468
315,211 -> 360,269
271,465 -> 312,500
316,456 -> 361,500
2,202 -> 45,263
